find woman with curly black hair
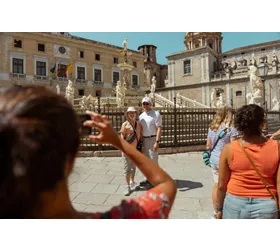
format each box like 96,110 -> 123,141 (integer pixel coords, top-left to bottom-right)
216,104 -> 280,219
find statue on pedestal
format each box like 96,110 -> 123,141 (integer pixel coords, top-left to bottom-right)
150,76 -> 156,96
210,89 -> 217,108
247,64 -> 263,105
272,50 -> 278,66
122,38 -> 128,51
80,96 -> 88,110
56,84 -> 60,95
216,93 -> 224,108
116,81 -> 125,107
65,80 -> 74,105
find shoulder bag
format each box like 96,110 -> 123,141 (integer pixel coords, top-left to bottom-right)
203,128 -> 227,166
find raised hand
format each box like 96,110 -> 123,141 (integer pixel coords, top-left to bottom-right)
83,111 -> 121,147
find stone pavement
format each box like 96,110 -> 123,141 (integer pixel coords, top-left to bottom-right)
69,152 -> 214,219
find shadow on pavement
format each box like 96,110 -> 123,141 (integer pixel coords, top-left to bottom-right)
174,179 -> 203,192
129,179 -> 203,196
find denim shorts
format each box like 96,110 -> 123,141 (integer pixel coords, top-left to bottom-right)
223,193 -> 278,219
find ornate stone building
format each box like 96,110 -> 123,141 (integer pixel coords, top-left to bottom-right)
0,32 -> 146,97
159,32 -> 280,109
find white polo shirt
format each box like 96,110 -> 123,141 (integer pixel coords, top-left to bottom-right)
139,109 -> 162,137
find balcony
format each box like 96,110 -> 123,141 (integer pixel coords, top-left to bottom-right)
35,75 -> 49,81
10,73 -> 26,79
131,84 -> 140,89
75,79 -> 88,85
92,81 -> 104,88
55,77 -> 68,83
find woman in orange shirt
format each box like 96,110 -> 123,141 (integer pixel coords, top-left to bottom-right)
216,104 -> 280,219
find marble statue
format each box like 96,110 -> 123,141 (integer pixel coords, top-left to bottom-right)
87,94 -> 95,109
122,38 -> 128,51
272,50 -> 278,65
271,96 -> 280,111
80,94 -> 96,109
150,76 -> 156,94
210,89 -> 217,108
80,96 -> 88,109
65,80 -> 75,105
216,93 -> 224,108
247,64 -> 263,105
116,81 -> 125,107
56,84 -> 60,95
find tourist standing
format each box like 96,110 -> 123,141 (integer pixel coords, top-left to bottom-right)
206,105 -> 238,219
139,97 -> 162,187
216,104 -> 280,219
120,107 -> 142,195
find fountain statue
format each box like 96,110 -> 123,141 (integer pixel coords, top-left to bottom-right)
150,76 -> 156,96
246,63 -> 263,105
210,89 -> 217,108
65,80 -> 75,105
216,93 -> 224,107
115,80 -> 126,107
56,84 -> 60,95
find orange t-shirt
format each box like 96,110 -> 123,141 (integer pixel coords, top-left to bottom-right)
227,140 -> 279,198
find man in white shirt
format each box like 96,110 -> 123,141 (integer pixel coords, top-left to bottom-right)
139,97 -> 162,186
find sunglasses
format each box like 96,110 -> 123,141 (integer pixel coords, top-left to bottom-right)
142,102 -> 150,105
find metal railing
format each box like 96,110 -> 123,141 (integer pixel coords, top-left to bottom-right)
10,73 -> 26,79
76,97 -> 280,151
77,97 -> 217,151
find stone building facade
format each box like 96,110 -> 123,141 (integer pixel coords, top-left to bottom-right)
159,32 -> 280,109
0,32 -> 146,97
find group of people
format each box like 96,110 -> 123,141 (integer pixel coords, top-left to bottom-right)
120,96 -> 162,195
0,86 -> 176,219
1,85 -> 280,219
206,104 -> 280,219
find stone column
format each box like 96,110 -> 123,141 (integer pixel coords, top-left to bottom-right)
205,55 -> 209,82
202,85 -> 205,105
226,82 -> 230,105
206,85 -> 210,106
172,62 -> 175,86
201,55 -> 205,82
168,62 -> 172,85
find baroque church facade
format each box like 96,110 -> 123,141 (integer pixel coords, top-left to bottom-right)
158,32 -> 280,109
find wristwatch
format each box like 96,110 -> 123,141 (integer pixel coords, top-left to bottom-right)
216,204 -> 223,212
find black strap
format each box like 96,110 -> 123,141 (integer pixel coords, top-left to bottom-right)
128,121 -> 139,143
211,128 -> 227,152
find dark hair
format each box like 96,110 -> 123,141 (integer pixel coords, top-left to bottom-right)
0,86 -> 80,218
234,104 -> 264,136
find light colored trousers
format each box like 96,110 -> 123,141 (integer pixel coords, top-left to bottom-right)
143,137 -> 158,164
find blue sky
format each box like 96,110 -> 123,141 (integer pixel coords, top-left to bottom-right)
71,32 -> 280,65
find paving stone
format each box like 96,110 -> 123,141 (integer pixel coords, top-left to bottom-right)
69,191 -> 80,201
83,174 -> 115,184
72,203 -> 87,212
69,182 -> 96,192
84,205 -> 113,213
70,152 -> 215,218
73,193 -> 109,205
91,183 -> 119,194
